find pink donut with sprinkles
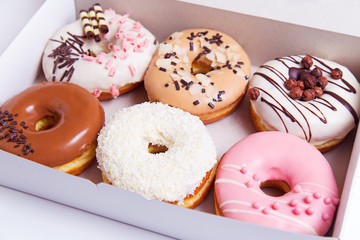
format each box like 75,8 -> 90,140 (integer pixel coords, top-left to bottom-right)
214,131 -> 339,236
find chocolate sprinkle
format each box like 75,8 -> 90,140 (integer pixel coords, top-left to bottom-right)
208,102 -> 215,108
174,81 -> 180,91
189,42 -> 194,51
48,32 -> 86,82
193,100 -> 200,106
0,110 -> 34,155
159,67 -> 167,72
203,46 -> 211,54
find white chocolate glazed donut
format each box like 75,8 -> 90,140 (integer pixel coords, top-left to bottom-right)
42,9 -> 158,100
144,29 -> 251,124
248,55 -> 360,152
214,131 -> 339,236
96,102 -> 218,208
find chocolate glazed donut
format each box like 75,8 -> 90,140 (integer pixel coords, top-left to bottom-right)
0,82 -> 105,175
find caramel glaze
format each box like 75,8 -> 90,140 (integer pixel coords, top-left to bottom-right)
0,82 -> 104,167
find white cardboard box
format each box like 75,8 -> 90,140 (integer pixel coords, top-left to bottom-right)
1,0 -> 360,239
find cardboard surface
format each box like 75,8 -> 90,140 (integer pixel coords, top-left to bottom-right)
1,0 -> 359,239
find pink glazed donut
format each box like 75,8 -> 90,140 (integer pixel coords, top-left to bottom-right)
214,131 -> 339,236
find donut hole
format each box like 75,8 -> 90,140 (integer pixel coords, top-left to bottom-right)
35,112 -> 61,131
260,180 -> 290,197
148,143 -> 168,154
191,59 -> 213,75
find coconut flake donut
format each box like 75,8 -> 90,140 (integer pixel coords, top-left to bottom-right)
0,82 -> 105,175
214,131 -> 339,236
42,5 -> 158,100
247,55 -> 360,152
144,29 -> 251,124
96,102 -> 218,208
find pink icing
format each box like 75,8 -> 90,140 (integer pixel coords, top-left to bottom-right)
215,131 -> 339,236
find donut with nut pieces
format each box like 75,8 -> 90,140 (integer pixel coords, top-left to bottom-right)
247,55 -> 360,152
144,29 -> 251,124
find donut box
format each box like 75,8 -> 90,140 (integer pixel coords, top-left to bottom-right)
1,0 -> 360,239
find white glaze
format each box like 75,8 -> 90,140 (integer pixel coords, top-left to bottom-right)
249,55 -> 360,146
42,10 -> 157,96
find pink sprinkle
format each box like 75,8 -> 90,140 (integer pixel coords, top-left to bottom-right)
305,207 -> 315,215
240,167 -> 248,174
131,38 -> 138,45
110,85 -> 119,97
245,181 -> 253,188
116,25 -> 125,39
293,185 -> 302,193
121,40 -> 131,52
252,174 -> 260,181
113,51 -> 119,59
289,199 -> 298,207
112,45 -> 120,52
324,197 -> 332,205
332,198 -> 339,206
109,67 -> 116,77
134,45 -> 144,52
104,8 -> 115,14
322,212 -> 330,221
110,16 -> 119,24
105,59 -> 114,69
103,33 -> 109,40
252,202 -> 260,209
313,192 -> 322,199
119,17 -> 127,24
143,38 -> 149,48
131,27 -> 141,32
83,55 -> 95,62
272,202 -> 280,210
93,89 -> 101,97
119,53 -> 128,59
129,65 -> 136,76
138,32 -> 147,38
304,196 -> 313,204
108,43 -> 114,50
124,33 -> 136,41
97,52 -> 107,64
133,21 -> 142,28
262,208 -> 270,215
293,207 -> 302,215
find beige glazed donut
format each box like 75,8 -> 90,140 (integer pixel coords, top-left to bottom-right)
144,29 -> 251,124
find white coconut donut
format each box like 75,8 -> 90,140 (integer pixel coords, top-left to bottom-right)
248,55 -> 360,152
42,8 -> 158,100
96,102 -> 218,208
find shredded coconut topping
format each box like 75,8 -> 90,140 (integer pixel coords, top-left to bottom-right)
96,102 -> 217,204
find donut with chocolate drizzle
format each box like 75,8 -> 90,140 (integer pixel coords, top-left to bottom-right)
248,55 -> 360,152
